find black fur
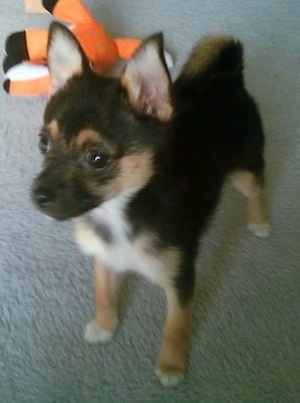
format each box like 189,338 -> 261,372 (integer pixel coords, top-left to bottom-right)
126,39 -> 265,303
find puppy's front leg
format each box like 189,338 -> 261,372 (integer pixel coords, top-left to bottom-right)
84,258 -> 119,344
156,286 -> 193,387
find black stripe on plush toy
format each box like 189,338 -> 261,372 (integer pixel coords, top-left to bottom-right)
5,32 -> 29,62
2,56 -> 19,73
42,0 -> 58,13
3,79 -> 10,93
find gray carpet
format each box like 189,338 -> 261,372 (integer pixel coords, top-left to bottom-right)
0,0 -> 299,401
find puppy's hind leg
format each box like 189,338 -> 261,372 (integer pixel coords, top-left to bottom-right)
84,258 -> 119,344
231,170 -> 271,238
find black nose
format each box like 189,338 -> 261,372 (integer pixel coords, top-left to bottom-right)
33,189 -> 53,207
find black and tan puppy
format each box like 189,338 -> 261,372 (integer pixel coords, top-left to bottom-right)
32,22 -> 270,387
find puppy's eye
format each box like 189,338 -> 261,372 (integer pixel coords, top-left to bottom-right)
39,132 -> 51,153
85,149 -> 109,170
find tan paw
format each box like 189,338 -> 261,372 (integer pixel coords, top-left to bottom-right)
155,366 -> 185,387
83,320 -> 115,344
248,222 -> 271,238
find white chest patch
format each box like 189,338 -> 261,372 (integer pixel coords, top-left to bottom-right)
73,193 -> 179,286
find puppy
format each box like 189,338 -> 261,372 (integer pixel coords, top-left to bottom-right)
32,22 -> 270,387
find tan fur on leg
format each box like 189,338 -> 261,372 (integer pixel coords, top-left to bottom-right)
156,287 -> 193,387
231,171 -> 271,238
84,259 -> 119,343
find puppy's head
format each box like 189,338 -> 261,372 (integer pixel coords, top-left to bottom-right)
31,22 -> 173,220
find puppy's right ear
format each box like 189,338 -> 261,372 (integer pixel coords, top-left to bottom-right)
47,22 -> 90,94
121,33 -> 173,122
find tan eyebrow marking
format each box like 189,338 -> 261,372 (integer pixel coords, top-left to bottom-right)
46,120 -> 60,139
76,129 -> 102,148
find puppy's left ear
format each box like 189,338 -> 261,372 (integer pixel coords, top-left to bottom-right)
47,22 -> 90,94
121,33 -> 173,122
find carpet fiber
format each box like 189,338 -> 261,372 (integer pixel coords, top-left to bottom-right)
0,0 -> 299,401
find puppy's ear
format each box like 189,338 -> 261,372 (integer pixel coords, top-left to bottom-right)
47,22 -> 89,93
121,33 -> 173,122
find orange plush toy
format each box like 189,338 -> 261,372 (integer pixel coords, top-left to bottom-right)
3,0 -> 144,96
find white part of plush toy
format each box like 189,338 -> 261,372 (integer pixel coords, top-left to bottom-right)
4,64 -> 49,81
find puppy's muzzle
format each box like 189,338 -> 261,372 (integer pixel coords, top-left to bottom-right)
31,175 -> 101,220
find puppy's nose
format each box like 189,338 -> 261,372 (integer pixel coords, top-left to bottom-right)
34,189 -> 53,207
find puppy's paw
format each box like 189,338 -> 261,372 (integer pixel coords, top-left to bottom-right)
248,222 -> 271,239
83,320 -> 115,344
155,367 -> 184,388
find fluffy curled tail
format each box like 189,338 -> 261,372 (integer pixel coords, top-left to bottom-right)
175,34 -> 244,93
